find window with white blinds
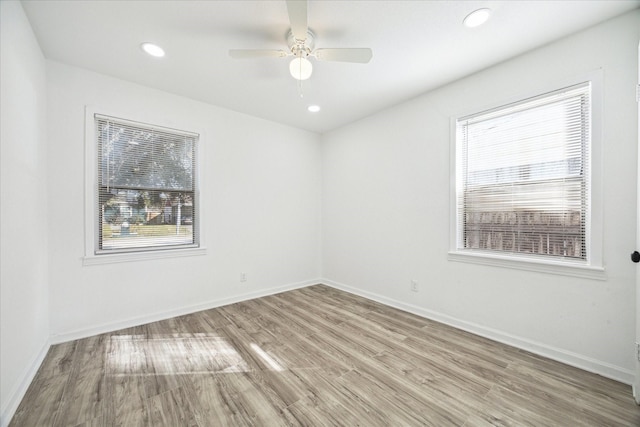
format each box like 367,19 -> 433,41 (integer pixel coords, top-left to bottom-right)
455,82 -> 590,262
95,114 -> 199,253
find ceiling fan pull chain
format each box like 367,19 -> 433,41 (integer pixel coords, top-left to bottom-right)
297,56 -> 304,97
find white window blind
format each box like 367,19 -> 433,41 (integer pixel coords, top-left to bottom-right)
455,82 -> 590,261
96,114 -> 198,253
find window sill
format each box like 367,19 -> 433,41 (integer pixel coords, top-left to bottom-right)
83,246 -> 207,266
447,250 -> 606,280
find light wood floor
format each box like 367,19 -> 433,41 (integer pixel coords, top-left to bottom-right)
9,285 -> 640,426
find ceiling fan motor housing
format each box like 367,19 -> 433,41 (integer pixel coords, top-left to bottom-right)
288,30 -> 314,57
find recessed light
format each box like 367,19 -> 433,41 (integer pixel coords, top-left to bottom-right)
463,8 -> 491,28
308,105 -> 321,113
141,42 -> 165,57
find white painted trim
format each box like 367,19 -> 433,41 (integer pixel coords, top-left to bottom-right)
320,278 -> 634,385
1,339 -> 50,427
83,246 -> 207,266
448,251 -> 607,280
50,278 -> 321,344
634,39 -> 640,406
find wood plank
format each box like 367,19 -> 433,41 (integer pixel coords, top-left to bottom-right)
52,368 -> 106,427
181,372 -> 289,427
34,341 -> 77,380
147,386 -> 199,427
9,374 -> 68,427
102,373 -> 149,427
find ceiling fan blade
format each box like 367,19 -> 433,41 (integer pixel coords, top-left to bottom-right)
314,48 -> 373,63
229,49 -> 289,59
286,0 -> 308,41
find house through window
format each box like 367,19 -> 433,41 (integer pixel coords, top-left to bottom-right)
454,82 -> 591,263
95,114 -> 199,253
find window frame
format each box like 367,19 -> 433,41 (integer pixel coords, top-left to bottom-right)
83,106 -> 206,265
448,71 -> 605,280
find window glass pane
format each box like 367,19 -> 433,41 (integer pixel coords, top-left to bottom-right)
456,83 -> 590,261
96,115 -> 198,253
99,189 -> 194,250
97,120 -> 194,191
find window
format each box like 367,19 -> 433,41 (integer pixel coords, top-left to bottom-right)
453,82 -> 593,266
95,114 -> 199,254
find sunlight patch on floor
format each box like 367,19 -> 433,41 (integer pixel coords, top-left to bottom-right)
107,333 -> 251,374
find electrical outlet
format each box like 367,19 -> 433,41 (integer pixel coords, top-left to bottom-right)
240,272 -> 247,282
411,280 -> 419,292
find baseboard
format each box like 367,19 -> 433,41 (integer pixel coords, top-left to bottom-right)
320,278 -> 634,385
51,278 -> 320,344
1,338 -> 50,427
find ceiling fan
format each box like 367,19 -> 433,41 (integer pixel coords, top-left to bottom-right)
229,0 -> 373,81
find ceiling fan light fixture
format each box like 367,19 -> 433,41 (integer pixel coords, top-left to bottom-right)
289,57 -> 313,80
140,42 -> 165,57
463,8 -> 491,28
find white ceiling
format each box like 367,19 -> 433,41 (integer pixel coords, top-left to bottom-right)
21,0 -> 639,134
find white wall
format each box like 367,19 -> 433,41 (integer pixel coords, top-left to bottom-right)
322,10 -> 640,383
0,1 -> 50,424
46,61 -> 321,340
